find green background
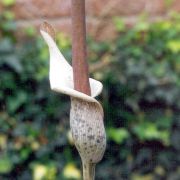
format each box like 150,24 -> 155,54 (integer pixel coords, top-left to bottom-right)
0,3 -> 180,180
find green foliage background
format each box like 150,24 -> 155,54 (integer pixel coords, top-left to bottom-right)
0,5 -> 180,180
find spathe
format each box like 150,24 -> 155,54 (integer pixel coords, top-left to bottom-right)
40,30 -> 103,103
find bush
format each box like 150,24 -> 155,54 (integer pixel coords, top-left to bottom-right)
0,9 -> 180,179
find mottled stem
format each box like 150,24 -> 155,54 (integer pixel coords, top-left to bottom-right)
82,161 -> 96,180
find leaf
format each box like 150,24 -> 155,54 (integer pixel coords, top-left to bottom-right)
7,91 -> 27,113
63,163 -> 81,179
0,134 -> 7,149
167,40 -> 180,53
164,0 -> 175,7
33,164 -> 47,180
1,0 -> 15,6
131,173 -> 154,180
0,38 -> 13,53
133,122 -> 170,145
20,147 -> 31,161
107,128 -> 130,144
3,11 -> 15,20
2,55 -> 23,73
32,163 -> 57,180
0,154 -> 13,174
134,21 -> 149,31
1,21 -> 17,31
24,26 -> 36,37
113,17 -> 126,32
56,33 -> 70,50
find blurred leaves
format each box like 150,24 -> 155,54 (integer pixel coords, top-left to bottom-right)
0,9 -> 180,180
0,154 -> 13,174
1,0 -> 15,6
7,91 -> 27,113
133,122 -> 170,145
167,40 -> 180,53
63,163 -> 81,180
113,17 -> 126,32
32,163 -> 57,180
107,128 -> 129,144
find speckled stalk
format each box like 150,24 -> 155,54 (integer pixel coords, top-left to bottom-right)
70,98 -> 106,179
82,161 -> 95,180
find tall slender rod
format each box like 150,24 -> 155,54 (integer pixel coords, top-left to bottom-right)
71,0 -> 91,95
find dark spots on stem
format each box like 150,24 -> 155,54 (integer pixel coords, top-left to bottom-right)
87,135 -> 95,140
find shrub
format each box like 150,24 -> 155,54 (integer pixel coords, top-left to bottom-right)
0,9 -> 180,179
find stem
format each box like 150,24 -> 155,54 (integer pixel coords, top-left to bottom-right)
71,0 -> 91,95
82,161 -> 96,180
